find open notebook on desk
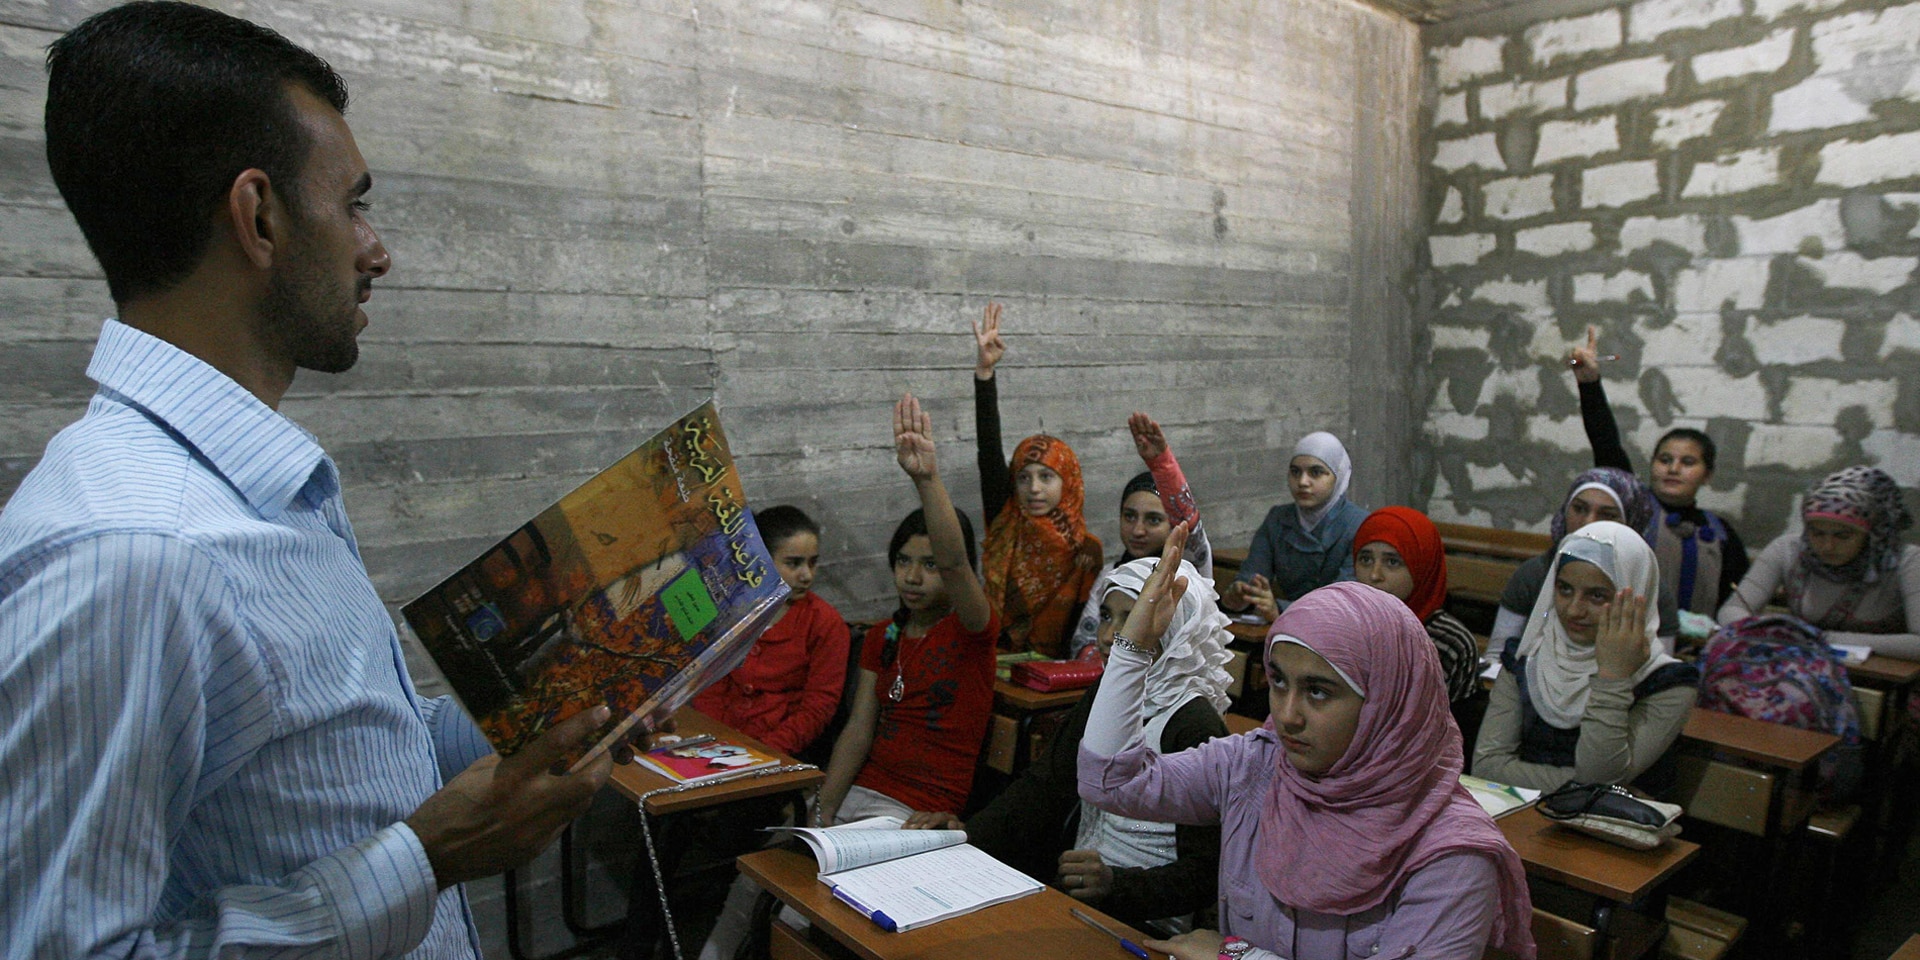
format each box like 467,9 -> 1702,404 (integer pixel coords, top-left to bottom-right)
769,817 -> 1042,932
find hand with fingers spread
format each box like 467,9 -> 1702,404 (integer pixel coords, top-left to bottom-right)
1593,588 -> 1650,680
902,810 -> 965,831
1222,575 -> 1277,622
1056,849 -> 1114,902
1128,412 -> 1168,462
1569,325 -> 1602,384
972,302 -> 1007,381
1114,521 -> 1191,656
406,705 -> 617,889
894,393 -> 938,482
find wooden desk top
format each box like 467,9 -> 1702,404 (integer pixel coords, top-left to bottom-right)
1227,620 -> 1270,643
993,679 -> 1087,713
1849,654 -> 1920,687
1889,933 -> 1920,960
1214,547 -> 1248,566
739,847 -> 1166,960
608,709 -> 822,816
1681,707 -> 1839,771
1497,805 -> 1701,903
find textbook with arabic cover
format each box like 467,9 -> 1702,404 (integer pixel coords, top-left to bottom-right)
769,817 -> 1043,932
402,402 -> 789,771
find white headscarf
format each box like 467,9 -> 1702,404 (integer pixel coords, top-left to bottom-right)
1291,432 -> 1352,533
1099,557 -> 1234,716
1518,520 -> 1679,729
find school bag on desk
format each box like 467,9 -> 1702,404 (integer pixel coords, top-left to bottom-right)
1696,614 -> 1864,800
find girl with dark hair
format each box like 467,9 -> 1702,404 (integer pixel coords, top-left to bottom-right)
814,394 -> 998,826
692,505 -> 849,756
1568,326 -> 1751,614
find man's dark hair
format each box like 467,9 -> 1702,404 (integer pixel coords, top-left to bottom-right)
45,1 -> 350,303
755,505 -> 822,551
1655,428 -> 1717,472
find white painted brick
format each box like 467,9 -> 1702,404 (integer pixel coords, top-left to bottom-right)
1483,174 -> 1556,220
1812,6 -> 1920,79
1652,100 -> 1727,148
1630,0 -> 1745,42
1473,277 -> 1551,309
1801,252 -> 1919,293
1438,186 -> 1465,224
1469,462 -> 1528,490
1535,116 -> 1620,164
1583,160 -> 1661,208
1575,57 -> 1671,110
1771,76 -> 1877,133
1673,258 -> 1769,310
1430,412 -> 1492,441
1888,195 -> 1920,238
1638,314 -> 1722,357
1818,131 -> 1920,187
1750,315 -> 1847,364
1574,269 -> 1656,302
1480,77 -> 1570,119
1436,92 -> 1470,126
1431,233 -> 1498,267
1476,368 -> 1544,408
1746,424 -> 1841,470
1880,312 -> 1920,359
1693,27 -> 1795,84
1683,147 -> 1779,198
1516,221 -> 1597,256
1531,415 -> 1592,454
1429,492 -> 1497,529
1431,324 -> 1492,351
1620,214 -> 1709,254
1527,10 -> 1623,66
1434,132 -> 1506,171
1666,369 -> 1769,419
1707,482 -> 1750,520
1732,198 -> 1845,256
1435,36 -> 1508,89
1781,377 -> 1899,425
1863,430 -> 1920,487
1754,0 -> 1847,21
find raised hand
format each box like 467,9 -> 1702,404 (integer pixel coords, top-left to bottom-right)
894,393 -> 938,482
972,302 -> 1007,380
1115,521 -> 1191,655
1593,588 -> 1650,680
1129,412 -> 1167,462
1568,325 -> 1602,384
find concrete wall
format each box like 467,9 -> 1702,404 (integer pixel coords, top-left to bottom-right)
0,1 -> 1419,955
1420,0 -> 1920,546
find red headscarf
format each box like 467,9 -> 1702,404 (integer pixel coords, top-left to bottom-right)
982,435 -> 1102,658
1259,583 -> 1534,958
1352,507 -> 1449,622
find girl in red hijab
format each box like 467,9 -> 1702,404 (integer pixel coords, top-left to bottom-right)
972,303 -> 1103,656
1352,507 -> 1480,703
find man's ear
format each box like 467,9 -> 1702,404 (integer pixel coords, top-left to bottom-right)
225,168 -> 280,271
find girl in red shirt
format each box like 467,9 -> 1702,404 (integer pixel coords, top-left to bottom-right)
816,394 -> 1000,824
692,505 -> 850,757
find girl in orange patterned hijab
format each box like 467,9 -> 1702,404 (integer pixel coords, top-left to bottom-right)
972,303 -> 1103,656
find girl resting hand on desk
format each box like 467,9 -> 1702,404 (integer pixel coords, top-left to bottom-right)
1078,528 -> 1536,960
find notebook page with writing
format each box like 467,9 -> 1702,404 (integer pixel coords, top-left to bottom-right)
822,843 -> 1044,932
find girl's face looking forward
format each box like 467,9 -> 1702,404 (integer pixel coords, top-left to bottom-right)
770,531 -> 819,601
1018,463 -> 1064,516
1267,642 -> 1362,777
1289,456 -> 1336,510
891,535 -> 951,616
1353,541 -> 1415,603
1119,490 -> 1169,559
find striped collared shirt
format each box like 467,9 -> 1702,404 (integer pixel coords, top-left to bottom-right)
0,320 -> 489,959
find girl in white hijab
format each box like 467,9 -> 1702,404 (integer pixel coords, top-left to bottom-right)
1472,521 -> 1699,793
1223,432 -> 1367,620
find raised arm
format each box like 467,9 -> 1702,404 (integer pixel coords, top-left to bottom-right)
1130,412 -> 1213,577
972,303 -> 1013,525
1570,325 -> 1634,474
898,393 -> 992,633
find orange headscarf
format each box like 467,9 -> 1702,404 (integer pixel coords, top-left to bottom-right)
983,435 -> 1103,657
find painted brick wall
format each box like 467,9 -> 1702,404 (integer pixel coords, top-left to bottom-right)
1421,0 -> 1920,546
0,1 -> 1419,955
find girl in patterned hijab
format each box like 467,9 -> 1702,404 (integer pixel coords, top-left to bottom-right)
1797,466 -> 1914,583
981,434 -> 1104,657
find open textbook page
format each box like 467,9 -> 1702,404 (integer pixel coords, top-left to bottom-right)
772,817 -> 1043,931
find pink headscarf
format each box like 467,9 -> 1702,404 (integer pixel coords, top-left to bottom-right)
1259,582 -> 1535,959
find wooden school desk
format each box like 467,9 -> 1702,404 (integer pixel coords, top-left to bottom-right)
498,708 -> 823,960
1499,805 -> 1701,960
1890,933 -> 1920,960
985,679 -> 1086,774
737,847 -> 1166,960
1849,653 -> 1920,742
1674,707 -> 1837,839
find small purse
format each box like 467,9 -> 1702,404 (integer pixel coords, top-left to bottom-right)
1010,658 -> 1103,692
1537,782 -> 1683,850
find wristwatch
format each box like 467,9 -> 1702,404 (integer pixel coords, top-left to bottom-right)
1219,936 -> 1254,960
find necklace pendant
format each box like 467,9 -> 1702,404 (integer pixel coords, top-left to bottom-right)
888,673 -> 905,703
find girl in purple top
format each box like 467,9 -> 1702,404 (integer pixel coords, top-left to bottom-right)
1079,527 -> 1536,960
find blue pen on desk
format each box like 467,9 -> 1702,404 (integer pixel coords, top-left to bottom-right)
831,887 -> 898,932
1071,907 -> 1151,960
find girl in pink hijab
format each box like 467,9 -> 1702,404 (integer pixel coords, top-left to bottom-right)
1079,526 -> 1535,960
